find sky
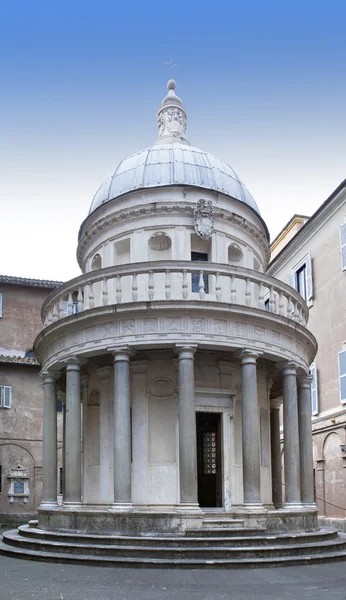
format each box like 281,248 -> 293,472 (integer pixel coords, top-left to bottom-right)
1,0 -> 346,281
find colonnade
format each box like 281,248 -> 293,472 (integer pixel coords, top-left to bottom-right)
40,348 -> 315,511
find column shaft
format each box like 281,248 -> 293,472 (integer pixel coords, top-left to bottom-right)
241,352 -> 261,504
177,345 -> 198,505
65,360 -> 82,503
298,376 -> 315,505
282,364 -> 301,505
270,403 -> 283,506
42,372 -> 58,506
113,349 -> 132,505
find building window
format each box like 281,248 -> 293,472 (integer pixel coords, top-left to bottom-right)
0,386 -> 12,409
338,350 -> 346,404
340,223 -> 346,270
288,253 -> 313,303
0,293 -> 2,317
56,398 -> 63,412
310,362 -> 318,415
191,252 -> 209,293
59,468 -> 63,495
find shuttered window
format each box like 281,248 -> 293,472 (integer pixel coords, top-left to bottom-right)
338,350 -> 346,404
310,363 -> 318,415
0,386 -> 12,409
0,293 -> 2,318
340,223 -> 346,271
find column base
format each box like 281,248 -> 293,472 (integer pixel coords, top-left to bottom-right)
176,502 -> 202,513
301,502 -> 318,511
243,502 -> 266,512
63,501 -> 83,509
283,502 -> 304,511
39,501 -> 58,510
109,502 -> 133,512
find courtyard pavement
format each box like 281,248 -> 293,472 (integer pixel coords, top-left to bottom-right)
1,551 -> 346,600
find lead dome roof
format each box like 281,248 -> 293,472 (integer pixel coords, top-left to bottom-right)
89,80 -> 260,216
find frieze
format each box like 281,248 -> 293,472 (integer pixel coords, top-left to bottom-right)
38,311 -> 313,373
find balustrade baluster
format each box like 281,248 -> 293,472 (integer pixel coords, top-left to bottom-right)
102,277 -> 108,306
148,270 -> 154,301
293,300 -> 299,321
88,282 -> 95,309
215,272 -> 221,301
182,270 -> 188,299
165,270 -> 171,300
258,282 -> 265,310
116,275 -> 122,304
59,298 -> 65,319
287,296 -> 294,318
230,275 -> 237,304
77,287 -> 84,312
298,305 -> 304,324
68,292 -> 73,315
132,274 -> 138,302
279,291 -> 285,316
52,303 -> 59,322
269,286 -> 275,312
199,271 -> 205,300
245,278 -> 251,307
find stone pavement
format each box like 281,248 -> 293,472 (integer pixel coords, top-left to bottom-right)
1,552 -> 346,600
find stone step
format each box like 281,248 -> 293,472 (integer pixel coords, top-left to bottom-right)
2,529 -> 346,561
1,538 -> 346,569
17,525 -> 339,548
201,518 -> 245,528
186,527 -> 265,537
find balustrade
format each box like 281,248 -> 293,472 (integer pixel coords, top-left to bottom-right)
41,261 -> 309,328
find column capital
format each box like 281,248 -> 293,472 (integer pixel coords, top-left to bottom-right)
297,374 -> 313,389
277,361 -> 299,375
62,355 -> 86,372
239,349 -> 261,365
40,369 -> 60,383
270,398 -> 282,410
107,345 -> 134,362
175,344 -> 198,360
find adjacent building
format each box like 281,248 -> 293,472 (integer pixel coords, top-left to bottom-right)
0,275 -> 61,523
269,181 -> 346,521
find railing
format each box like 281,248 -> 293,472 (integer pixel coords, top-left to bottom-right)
41,261 -> 309,328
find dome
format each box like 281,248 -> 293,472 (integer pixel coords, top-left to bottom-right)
89,143 -> 260,215
88,80 -> 260,216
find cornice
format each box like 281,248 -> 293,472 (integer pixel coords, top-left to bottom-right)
77,202 -> 270,268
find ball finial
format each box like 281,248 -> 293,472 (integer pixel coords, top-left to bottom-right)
167,79 -> 176,92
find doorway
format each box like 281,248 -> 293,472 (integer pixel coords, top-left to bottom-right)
196,412 -> 222,507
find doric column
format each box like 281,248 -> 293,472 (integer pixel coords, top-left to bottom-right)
270,399 -> 283,507
41,370 -> 59,507
282,362 -> 301,507
298,375 -> 315,506
240,350 -> 262,506
65,357 -> 82,504
110,346 -> 132,509
176,345 -> 199,509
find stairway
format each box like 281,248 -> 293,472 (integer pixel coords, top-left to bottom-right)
1,524 -> 346,568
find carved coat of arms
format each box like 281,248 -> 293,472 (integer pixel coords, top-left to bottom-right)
194,199 -> 214,240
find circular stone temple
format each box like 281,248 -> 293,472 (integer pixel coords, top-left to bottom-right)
2,81 -> 345,567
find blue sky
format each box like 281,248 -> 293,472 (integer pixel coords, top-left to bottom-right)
1,0 -> 346,280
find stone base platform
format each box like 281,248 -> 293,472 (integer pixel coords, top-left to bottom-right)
35,506 -> 320,536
